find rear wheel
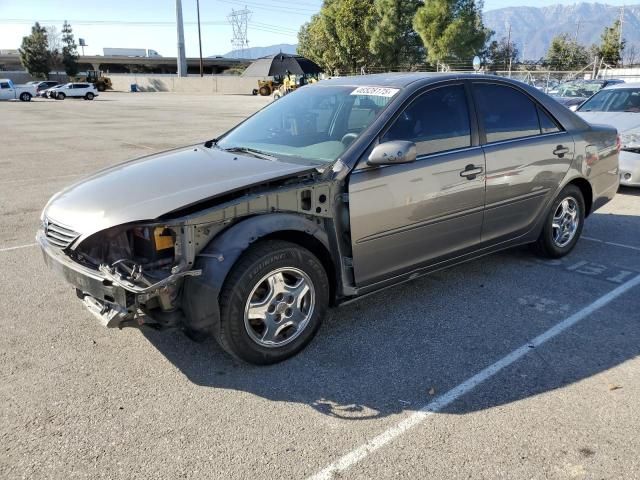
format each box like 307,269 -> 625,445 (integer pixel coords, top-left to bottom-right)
85,92 -> 95,100
218,240 -> 329,364
19,92 -> 31,101
532,184 -> 585,258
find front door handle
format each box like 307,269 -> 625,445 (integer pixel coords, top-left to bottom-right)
460,164 -> 483,179
553,145 -> 570,158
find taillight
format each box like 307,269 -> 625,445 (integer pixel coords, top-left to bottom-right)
616,135 -> 621,153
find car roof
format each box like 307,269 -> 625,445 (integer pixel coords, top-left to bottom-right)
317,72 -> 532,88
604,82 -> 640,89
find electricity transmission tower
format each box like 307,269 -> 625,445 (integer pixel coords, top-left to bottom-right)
227,7 -> 251,58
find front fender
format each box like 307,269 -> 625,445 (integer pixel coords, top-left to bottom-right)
182,213 -> 330,337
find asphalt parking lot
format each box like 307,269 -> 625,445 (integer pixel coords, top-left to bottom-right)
1,92 -> 640,479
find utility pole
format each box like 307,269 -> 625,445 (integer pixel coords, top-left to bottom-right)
196,0 -> 203,76
506,24 -> 512,76
175,0 -> 188,77
619,6 -> 624,46
574,19 -> 581,42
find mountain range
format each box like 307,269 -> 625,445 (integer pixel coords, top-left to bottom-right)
484,2 -> 640,60
219,3 -> 640,62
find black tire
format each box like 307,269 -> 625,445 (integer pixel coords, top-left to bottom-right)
258,85 -> 271,96
532,184 -> 585,258
85,92 -> 94,100
20,92 -> 31,101
57,92 -> 65,100
252,88 -> 258,96
97,83 -> 106,92
218,240 -> 329,365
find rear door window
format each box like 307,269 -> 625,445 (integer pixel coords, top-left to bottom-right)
538,106 -> 560,134
382,84 -> 471,157
474,83 -> 541,143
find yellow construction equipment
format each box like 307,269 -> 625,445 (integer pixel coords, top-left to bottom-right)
72,70 -> 113,92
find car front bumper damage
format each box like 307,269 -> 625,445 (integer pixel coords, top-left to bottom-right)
37,230 -> 201,328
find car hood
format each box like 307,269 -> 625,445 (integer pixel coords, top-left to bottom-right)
44,145 -> 315,237
576,111 -> 640,133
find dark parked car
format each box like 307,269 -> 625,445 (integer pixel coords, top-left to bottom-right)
38,74 -> 619,364
35,80 -> 59,96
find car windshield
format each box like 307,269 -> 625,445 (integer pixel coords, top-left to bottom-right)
215,85 -> 398,165
578,88 -> 640,112
554,81 -> 603,98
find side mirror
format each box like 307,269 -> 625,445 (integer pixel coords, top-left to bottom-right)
367,140 -> 417,166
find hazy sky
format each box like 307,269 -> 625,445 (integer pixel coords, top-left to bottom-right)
0,0 -> 632,57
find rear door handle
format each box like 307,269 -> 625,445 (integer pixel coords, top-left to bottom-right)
460,164 -> 483,179
553,145 -> 570,158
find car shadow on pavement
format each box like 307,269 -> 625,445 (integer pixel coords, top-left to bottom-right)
141,212 -> 640,421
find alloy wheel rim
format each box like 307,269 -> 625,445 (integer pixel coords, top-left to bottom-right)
552,196 -> 579,248
244,267 -> 315,348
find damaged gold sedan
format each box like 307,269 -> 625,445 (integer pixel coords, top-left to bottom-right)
39,74 -> 619,364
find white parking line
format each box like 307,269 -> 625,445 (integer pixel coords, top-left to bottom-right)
0,243 -> 37,253
583,236 -> 640,252
0,173 -> 83,185
308,273 -> 640,480
121,141 -> 155,150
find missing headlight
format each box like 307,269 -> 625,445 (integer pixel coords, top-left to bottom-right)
131,226 -> 175,266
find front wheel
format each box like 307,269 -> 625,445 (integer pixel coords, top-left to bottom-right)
218,240 -> 329,364
57,92 -> 65,100
19,92 -> 31,101
532,184 -> 585,258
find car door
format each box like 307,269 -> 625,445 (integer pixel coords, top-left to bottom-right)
0,81 -> 12,100
348,83 -> 485,286
472,81 -> 575,243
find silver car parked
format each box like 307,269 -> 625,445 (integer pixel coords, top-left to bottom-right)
577,82 -> 640,187
38,74 -> 619,364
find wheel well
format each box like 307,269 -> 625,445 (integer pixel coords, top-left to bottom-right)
261,230 -> 337,305
567,178 -> 593,217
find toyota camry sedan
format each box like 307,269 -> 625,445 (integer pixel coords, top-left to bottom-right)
38,74 -> 619,364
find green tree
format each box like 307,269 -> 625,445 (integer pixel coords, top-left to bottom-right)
486,36 -> 518,71
333,0 -> 375,72
61,21 -> 79,76
545,34 -> 589,70
19,22 -> 51,79
413,0 -> 491,66
367,0 -> 424,68
597,20 -> 625,66
298,0 -> 375,74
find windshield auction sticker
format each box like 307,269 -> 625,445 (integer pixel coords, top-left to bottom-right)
350,86 -> 400,97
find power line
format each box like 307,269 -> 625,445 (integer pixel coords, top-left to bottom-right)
2,18 -> 227,26
218,0 -> 317,16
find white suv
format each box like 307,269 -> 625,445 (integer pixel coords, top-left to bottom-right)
52,83 -> 99,100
